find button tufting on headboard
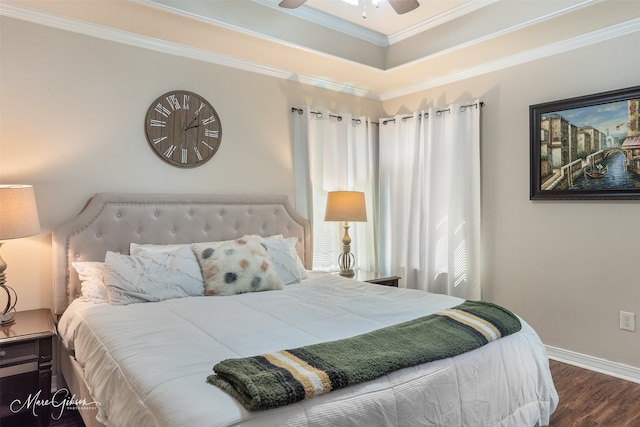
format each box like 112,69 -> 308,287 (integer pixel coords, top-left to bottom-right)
52,193 -> 311,315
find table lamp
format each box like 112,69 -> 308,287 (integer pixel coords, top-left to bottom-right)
0,185 -> 40,325
324,191 -> 367,277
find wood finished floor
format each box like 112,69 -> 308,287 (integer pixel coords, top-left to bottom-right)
548,360 -> 640,426
6,360 -> 639,426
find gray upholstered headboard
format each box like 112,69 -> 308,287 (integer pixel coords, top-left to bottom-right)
52,193 -> 312,315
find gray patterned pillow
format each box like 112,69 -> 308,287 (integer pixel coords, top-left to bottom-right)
104,246 -> 204,305
130,242 -> 204,285
261,237 -> 307,284
192,237 -> 283,296
72,261 -> 108,303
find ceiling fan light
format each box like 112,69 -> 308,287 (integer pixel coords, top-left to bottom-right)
388,0 -> 420,14
278,0 -> 307,9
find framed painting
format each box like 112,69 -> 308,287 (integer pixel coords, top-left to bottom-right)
530,86 -> 640,200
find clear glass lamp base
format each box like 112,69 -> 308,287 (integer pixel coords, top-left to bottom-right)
0,311 -> 15,325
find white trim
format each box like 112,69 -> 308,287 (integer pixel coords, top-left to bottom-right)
253,0 -> 388,46
546,345 -> 640,384
138,0 -> 386,65
256,0 -> 498,47
0,2 -> 378,100
380,17 -> 640,100
388,0 -> 498,45
1,2 -> 639,101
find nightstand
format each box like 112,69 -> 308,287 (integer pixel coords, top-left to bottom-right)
0,309 -> 56,427
353,270 -> 401,287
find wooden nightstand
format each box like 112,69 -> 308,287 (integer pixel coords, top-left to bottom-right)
0,309 -> 56,427
353,270 -> 401,287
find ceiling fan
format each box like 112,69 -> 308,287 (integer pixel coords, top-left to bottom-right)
279,0 -> 420,15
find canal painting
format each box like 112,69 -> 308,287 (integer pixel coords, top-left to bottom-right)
530,86 -> 640,200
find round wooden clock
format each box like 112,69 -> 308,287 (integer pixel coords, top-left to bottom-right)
144,90 -> 222,168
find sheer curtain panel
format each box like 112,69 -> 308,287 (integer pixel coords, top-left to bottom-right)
379,102 -> 481,300
292,108 -> 377,272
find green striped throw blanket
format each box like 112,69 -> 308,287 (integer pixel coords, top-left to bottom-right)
207,300 -> 521,411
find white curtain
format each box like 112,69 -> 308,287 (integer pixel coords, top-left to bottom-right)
378,102 -> 481,300
293,108 -> 377,272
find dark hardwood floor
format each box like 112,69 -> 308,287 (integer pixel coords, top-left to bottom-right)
4,360 -> 639,426
548,360 -> 640,427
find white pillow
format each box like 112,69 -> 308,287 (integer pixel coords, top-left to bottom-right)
130,242 -> 190,254
72,261 -> 108,304
283,236 -> 308,279
130,242 -> 204,284
261,237 -> 308,284
192,237 -> 283,296
104,247 -> 204,305
251,234 -> 309,280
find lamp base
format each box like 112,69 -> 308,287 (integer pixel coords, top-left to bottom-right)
337,247 -> 356,278
0,278 -> 18,326
338,269 -> 355,278
0,311 -> 15,325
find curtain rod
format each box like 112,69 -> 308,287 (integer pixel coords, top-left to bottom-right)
290,107 -> 379,125
381,101 -> 485,125
291,101 -> 483,126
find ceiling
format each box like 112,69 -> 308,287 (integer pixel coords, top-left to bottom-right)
2,0 -> 640,99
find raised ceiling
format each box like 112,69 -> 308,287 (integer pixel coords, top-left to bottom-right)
2,0 -> 640,99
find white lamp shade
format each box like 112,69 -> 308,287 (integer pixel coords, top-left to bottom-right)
324,191 -> 367,222
0,185 -> 41,240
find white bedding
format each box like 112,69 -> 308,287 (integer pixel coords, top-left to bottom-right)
58,271 -> 558,427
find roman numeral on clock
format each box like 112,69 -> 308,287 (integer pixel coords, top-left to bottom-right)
193,147 -> 203,161
166,94 -> 181,110
164,145 -> 177,158
154,103 -> 171,118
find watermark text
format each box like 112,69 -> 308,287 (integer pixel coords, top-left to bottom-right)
10,388 -> 100,420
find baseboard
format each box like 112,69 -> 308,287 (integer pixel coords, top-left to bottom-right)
546,345 -> 640,384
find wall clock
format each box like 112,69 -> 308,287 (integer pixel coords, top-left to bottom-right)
144,90 -> 222,168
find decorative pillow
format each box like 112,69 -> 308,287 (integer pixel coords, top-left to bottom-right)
130,242 -> 204,285
104,247 -> 204,305
282,236 -> 308,279
254,235 -> 308,278
192,237 -> 284,296
72,261 -> 108,304
260,237 -> 308,285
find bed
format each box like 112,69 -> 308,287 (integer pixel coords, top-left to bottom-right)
53,193 -> 558,427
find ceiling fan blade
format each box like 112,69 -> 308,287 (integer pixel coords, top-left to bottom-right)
388,0 -> 420,14
279,0 -> 307,9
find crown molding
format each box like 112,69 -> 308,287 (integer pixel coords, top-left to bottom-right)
2,2 -> 639,102
252,0 -> 389,46
0,2 -> 380,100
380,16 -> 640,100
387,0 -> 498,45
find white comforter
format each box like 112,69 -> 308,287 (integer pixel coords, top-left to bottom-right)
58,272 -> 558,427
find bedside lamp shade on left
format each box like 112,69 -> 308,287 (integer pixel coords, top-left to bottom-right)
0,185 -> 40,325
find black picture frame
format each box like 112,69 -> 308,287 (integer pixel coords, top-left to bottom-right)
530,86 -> 640,200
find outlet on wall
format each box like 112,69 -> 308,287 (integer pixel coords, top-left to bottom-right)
620,311 -> 635,332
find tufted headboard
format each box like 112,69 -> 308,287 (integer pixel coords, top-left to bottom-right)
52,193 -> 312,315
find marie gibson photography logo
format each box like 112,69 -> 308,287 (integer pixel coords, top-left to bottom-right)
10,387 -> 101,420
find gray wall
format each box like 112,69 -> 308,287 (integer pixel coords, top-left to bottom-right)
0,16 -> 380,312
383,30 -> 640,369
2,13 -> 639,371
